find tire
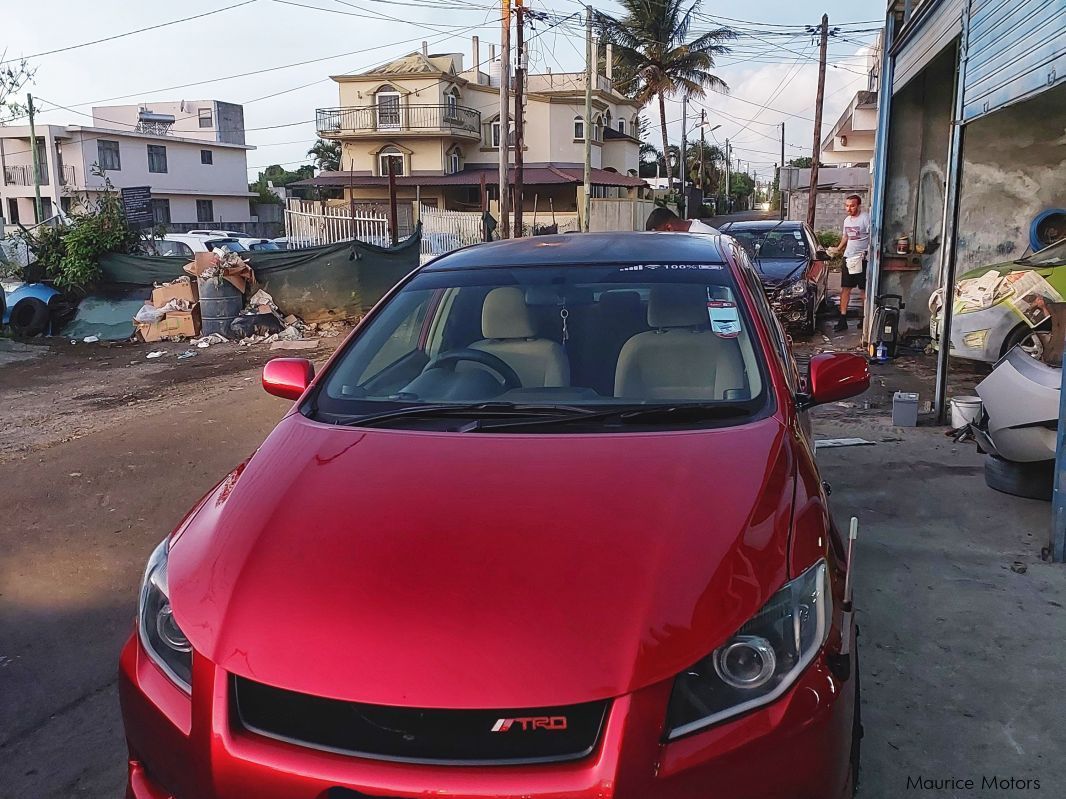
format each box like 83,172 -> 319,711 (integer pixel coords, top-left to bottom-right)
984,455 -> 1053,501
803,299 -> 818,335
9,298 -> 50,337
1002,323 -> 1047,361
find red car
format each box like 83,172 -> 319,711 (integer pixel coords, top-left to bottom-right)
120,232 -> 869,799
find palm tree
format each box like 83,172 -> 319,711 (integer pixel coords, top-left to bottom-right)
597,0 -> 734,186
307,138 -> 341,172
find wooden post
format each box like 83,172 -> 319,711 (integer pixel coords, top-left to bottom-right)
499,0 -> 511,238
387,157 -> 399,245
582,6 -> 593,232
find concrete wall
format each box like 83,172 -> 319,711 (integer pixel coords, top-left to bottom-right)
955,82 -> 1066,271
788,189 -> 870,231
878,44 -> 956,332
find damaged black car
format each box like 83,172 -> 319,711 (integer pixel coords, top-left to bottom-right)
719,220 -> 831,335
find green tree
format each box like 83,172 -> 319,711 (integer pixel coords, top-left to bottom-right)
249,164 -> 316,203
0,54 -> 34,123
788,156 -> 813,168
596,0 -> 734,188
307,138 -> 341,172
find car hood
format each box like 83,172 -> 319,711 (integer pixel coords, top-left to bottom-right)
169,412 -> 795,708
755,257 -> 808,284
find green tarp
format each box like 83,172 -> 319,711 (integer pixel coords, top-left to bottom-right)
98,232 -> 421,322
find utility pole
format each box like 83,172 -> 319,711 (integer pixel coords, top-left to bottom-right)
780,121 -> 786,220
582,6 -> 593,232
499,0 -> 512,238
514,0 -> 525,237
724,138 -> 731,214
680,97 -> 688,219
807,14 -> 829,230
699,108 -> 707,198
27,94 -> 43,224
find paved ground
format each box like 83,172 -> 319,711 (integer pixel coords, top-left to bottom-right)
1,333 -> 1063,798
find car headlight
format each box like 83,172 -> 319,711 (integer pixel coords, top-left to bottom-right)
664,560 -> 831,739
962,329 -> 990,349
138,539 -> 193,692
781,279 -> 808,299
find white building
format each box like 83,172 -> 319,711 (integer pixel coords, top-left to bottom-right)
0,100 -> 256,233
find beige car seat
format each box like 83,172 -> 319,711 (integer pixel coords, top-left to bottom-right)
614,285 -> 745,400
470,287 -> 570,388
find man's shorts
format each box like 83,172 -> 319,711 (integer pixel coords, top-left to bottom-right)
841,258 -> 867,289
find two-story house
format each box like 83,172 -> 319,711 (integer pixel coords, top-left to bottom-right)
0,100 -> 256,232
297,41 -> 645,219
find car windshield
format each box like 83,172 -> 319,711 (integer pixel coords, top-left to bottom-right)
1017,238 -> 1066,267
312,263 -> 770,429
728,227 -> 809,260
206,238 -> 247,252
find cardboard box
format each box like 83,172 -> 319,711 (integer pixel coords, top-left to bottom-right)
158,308 -> 201,338
151,279 -> 198,309
134,305 -> 201,342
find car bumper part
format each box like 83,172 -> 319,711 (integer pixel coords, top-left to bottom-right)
770,291 -> 815,328
120,632 -> 855,799
930,303 -> 1020,364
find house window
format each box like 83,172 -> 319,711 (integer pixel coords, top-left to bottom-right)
147,144 -> 168,173
7,198 -> 19,224
198,107 -> 213,128
618,119 -> 626,135
196,199 -> 214,223
376,89 -> 401,129
98,140 -> 121,171
574,116 -> 584,140
593,115 -> 603,140
151,199 -> 171,225
379,149 -> 404,177
447,148 -> 461,175
445,90 -> 459,120
201,149 -> 213,165
489,119 -> 514,149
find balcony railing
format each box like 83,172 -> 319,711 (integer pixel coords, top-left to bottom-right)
61,165 -> 76,186
317,104 -> 481,138
3,164 -> 48,187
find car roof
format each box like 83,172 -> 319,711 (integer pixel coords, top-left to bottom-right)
718,220 -> 805,232
422,232 -> 731,271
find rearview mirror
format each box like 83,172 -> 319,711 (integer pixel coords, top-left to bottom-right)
263,358 -> 315,401
799,352 -> 870,408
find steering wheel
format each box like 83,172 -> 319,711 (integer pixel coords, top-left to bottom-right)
423,348 -> 522,390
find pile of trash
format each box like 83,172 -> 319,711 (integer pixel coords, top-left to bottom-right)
128,250 -> 353,352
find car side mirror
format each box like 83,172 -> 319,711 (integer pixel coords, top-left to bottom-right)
815,249 -> 831,261
263,358 -> 315,400
798,352 -> 870,409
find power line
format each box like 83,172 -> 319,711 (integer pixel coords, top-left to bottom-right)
0,0 -> 258,65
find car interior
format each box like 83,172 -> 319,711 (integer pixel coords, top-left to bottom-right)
326,281 -> 764,406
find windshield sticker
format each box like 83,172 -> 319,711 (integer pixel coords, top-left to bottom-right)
707,301 -> 741,337
620,263 -> 723,271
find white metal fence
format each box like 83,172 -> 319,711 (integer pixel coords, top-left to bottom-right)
284,200 -> 390,248
419,204 -> 484,260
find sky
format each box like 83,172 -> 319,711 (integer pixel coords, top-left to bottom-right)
0,0 -> 886,186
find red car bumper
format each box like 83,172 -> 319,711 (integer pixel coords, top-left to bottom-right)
119,632 -> 856,799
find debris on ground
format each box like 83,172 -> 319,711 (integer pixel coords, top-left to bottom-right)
815,438 -> 877,449
177,350 -> 197,360
146,351 -> 166,359
270,339 -> 320,351
191,333 -> 229,349
82,336 -> 99,343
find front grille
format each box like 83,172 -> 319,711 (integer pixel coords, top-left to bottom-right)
233,676 -> 608,765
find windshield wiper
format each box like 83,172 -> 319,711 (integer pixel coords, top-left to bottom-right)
331,402 -> 601,428
472,402 -> 754,431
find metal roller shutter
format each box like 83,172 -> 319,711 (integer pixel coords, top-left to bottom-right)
892,0 -> 965,94
962,0 -> 1066,121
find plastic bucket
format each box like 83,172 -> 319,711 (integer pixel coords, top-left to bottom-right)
950,396 -> 983,429
198,278 -> 243,336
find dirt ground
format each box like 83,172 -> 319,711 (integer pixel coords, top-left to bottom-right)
2,327 -> 1060,799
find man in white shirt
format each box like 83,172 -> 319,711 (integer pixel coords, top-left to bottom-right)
645,207 -> 721,234
827,194 -> 870,332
